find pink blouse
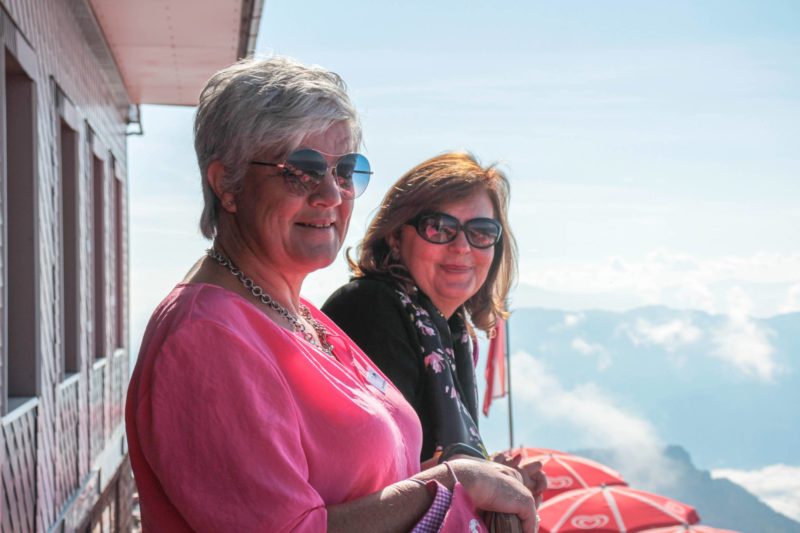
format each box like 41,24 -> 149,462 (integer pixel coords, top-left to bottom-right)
126,283 -> 423,532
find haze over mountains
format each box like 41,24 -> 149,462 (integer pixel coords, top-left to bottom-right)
503,305 -> 798,468
476,304 -> 799,527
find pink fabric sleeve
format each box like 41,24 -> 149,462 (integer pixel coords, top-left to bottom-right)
135,319 -> 326,532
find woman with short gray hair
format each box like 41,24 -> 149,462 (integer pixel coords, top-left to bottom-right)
193,56 -> 362,239
126,56 -> 536,532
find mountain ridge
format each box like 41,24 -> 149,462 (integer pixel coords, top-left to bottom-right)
571,445 -> 800,533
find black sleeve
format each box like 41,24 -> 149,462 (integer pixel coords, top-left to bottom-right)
322,279 -> 423,408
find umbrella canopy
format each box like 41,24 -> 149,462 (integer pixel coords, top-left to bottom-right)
511,447 -> 568,458
521,452 -> 627,501
539,485 -> 700,533
639,526 -> 740,533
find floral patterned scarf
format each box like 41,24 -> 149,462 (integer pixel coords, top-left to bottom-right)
395,283 -> 488,460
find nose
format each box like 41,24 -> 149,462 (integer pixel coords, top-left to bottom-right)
447,229 -> 471,253
309,170 -> 344,207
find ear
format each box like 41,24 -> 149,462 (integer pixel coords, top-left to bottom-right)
386,230 -> 402,259
207,160 -> 237,213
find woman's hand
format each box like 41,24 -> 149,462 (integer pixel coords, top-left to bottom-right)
328,458 -> 539,533
492,452 -> 548,507
426,458 -> 539,533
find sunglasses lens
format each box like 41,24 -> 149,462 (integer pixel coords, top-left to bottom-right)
282,149 -> 328,194
414,213 -> 501,248
464,219 -> 502,248
281,150 -> 371,198
335,153 -> 371,198
417,214 -> 459,243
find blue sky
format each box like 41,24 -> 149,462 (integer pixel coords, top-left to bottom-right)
129,0 -> 800,517
131,0 -> 800,318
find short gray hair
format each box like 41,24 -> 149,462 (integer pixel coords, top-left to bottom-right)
194,56 -> 362,238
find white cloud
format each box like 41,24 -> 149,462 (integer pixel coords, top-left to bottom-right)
570,337 -> 612,370
711,464 -> 800,522
571,337 -> 601,355
522,249 -> 800,294
663,280 -> 716,314
779,283 -> 800,314
563,312 -> 584,327
624,318 -> 702,352
710,288 -> 778,382
711,321 -> 776,381
517,248 -> 800,317
511,351 -> 675,489
726,286 -> 755,320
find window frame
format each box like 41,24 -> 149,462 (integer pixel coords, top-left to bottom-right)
88,129 -> 109,363
56,84 -> 82,381
1,16 -> 40,416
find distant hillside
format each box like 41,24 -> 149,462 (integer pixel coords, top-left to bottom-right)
505,306 -> 800,469
571,446 -> 800,533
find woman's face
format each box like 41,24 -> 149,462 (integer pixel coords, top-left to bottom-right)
395,190 -> 497,318
233,121 -> 354,276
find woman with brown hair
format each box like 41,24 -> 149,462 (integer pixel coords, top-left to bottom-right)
324,153 -> 544,499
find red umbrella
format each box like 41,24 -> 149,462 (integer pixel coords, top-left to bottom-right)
538,485 -> 700,533
511,446 -> 568,458
521,452 -> 627,501
639,526 -> 740,533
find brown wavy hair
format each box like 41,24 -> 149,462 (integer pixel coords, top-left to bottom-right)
349,152 -> 517,333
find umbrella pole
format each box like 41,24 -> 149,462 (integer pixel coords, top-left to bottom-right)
505,316 -> 514,448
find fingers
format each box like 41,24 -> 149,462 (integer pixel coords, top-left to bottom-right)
449,459 -> 537,531
534,470 -> 547,498
520,460 -> 542,474
519,460 -> 547,503
516,465 -> 535,493
519,503 -> 538,533
499,484 -> 536,533
533,474 -> 548,503
491,451 -> 523,468
471,455 -> 545,531
496,458 -> 542,496
506,453 -> 523,468
490,452 -> 507,464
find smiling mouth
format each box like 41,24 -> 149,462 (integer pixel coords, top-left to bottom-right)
297,222 -> 334,229
441,265 -> 472,273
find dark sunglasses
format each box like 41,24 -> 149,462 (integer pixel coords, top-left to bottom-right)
408,212 -> 502,249
250,148 -> 372,199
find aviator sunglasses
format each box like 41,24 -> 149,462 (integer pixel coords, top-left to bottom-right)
408,212 -> 502,249
250,148 -> 372,199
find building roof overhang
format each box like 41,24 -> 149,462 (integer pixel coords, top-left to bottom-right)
80,0 -> 262,106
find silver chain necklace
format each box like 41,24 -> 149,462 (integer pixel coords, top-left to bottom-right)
206,248 -> 334,356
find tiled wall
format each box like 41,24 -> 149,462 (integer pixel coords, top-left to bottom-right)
1,0 -> 130,530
